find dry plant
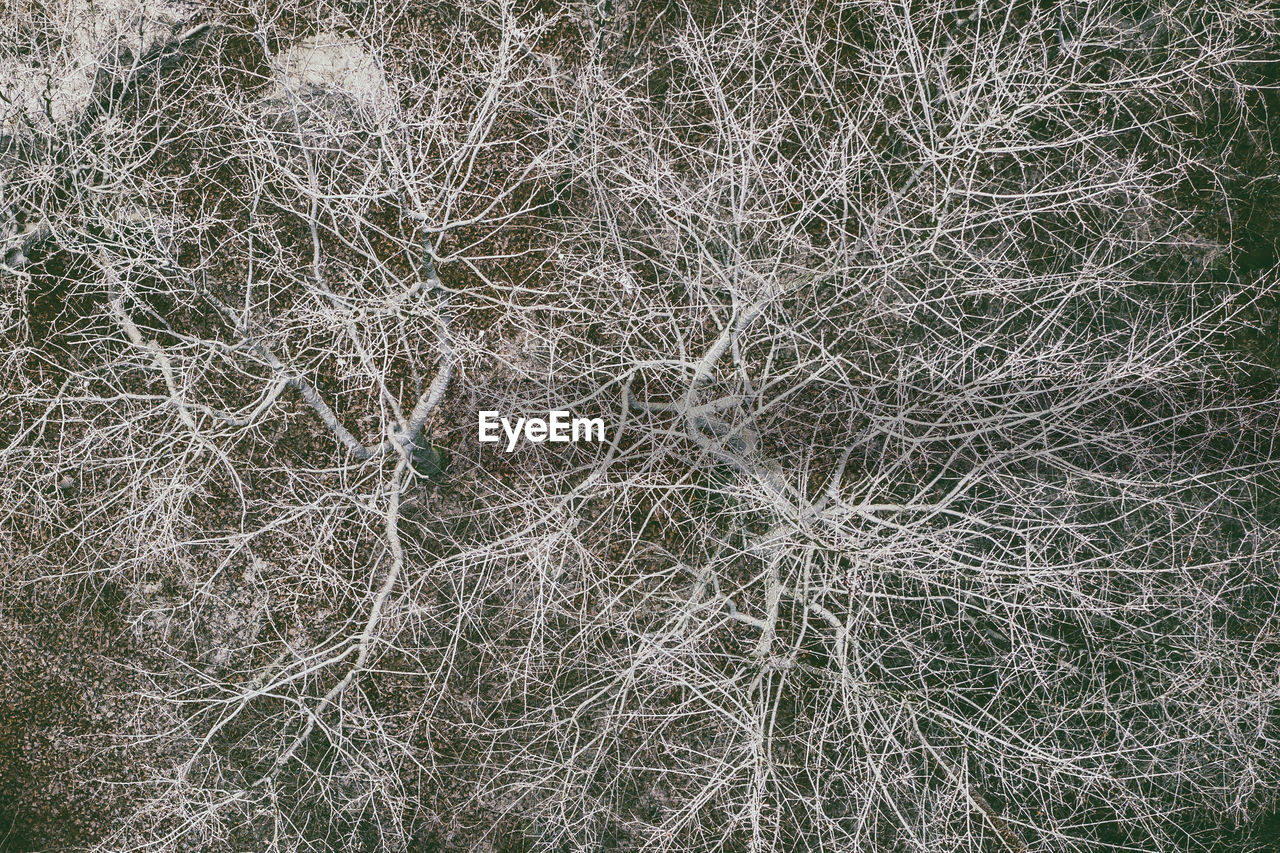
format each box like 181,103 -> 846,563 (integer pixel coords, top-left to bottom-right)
1,0 -> 1279,851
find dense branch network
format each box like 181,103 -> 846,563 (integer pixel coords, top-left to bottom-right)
0,1 -> 1277,852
